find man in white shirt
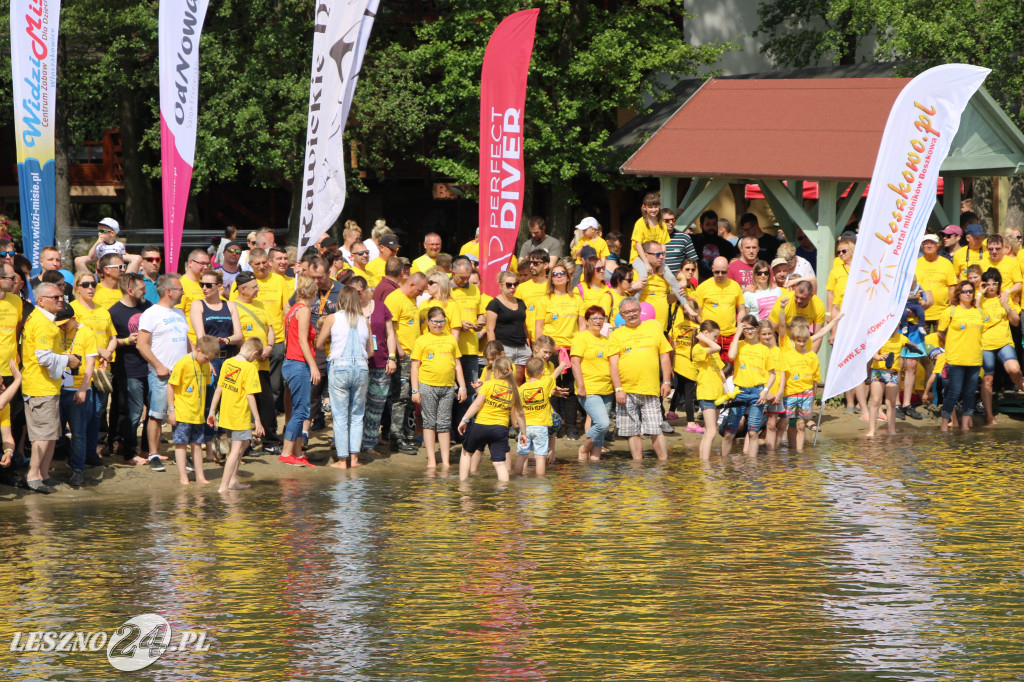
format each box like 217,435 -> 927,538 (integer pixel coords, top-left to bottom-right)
136,274 -> 189,472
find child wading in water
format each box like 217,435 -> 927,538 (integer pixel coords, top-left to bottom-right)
515,356 -> 565,475
458,357 -> 527,482
780,323 -> 819,451
691,320 -> 725,460
207,338 -> 265,492
759,320 -> 787,452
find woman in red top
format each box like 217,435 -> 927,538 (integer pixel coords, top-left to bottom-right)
279,275 -> 320,467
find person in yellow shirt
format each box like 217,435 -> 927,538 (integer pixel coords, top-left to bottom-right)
411,232 -> 442,275
0,264 -> 24,444
231,248 -> 289,411
769,281 -> 826,351
722,316 -> 776,458
916,234 -> 957,331
952,222 -> 989,279
366,234 -> 400,282
937,280 -> 984,432
780,326 -> 821,450
347,243 -> 380,286
865,327 -> 913,437
635,241 -> 675,330
207,337 -> 265,493
978,269 -> 1024,425
418,269 -> 462,337
411,306 -> 467,469
385,273 -> 427,453
609,298 -> 673,461
24,288 -> 81,493
94,253 -> 129,309
694,256 -> 745,359
571,306 -> 615,461
231,272 -> 280,455
630,191 -> 666,262
450,260 -> 484,425
515,249 -> 551,341
758,319 -> 786,453
825,237 -> 854,336
534,263 -> 583,438
668,300 -> 702,434
691,320 -> 725,460
178,248 -> 210,317
166,336 -> 218,486
57,305 -> 98,487
514,356 -> 566,476
456,357 -> 527,482
984,234 -> 1022,303
571,217 -> 610,264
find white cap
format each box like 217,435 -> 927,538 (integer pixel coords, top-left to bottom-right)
921,234 -> 939,243
575,216 -> 599,232
99,217 -> 120,234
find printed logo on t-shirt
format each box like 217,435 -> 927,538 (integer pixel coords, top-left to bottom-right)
186,386 -> 194,393
596,351 -> 603,358
428,352 -> 434,360
245,324 -> 253,331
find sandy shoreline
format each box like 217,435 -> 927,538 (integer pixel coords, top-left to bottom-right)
1,404 -> 1016,507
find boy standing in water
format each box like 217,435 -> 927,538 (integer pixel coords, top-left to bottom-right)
207,338 -> 265,492
167,336 -> 219,485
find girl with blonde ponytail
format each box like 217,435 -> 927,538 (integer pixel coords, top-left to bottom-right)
457,356 -> 527,482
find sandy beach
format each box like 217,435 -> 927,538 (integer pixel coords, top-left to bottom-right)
0,404 -> 1015,507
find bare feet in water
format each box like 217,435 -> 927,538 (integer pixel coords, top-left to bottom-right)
329,459 -> 348,469
219,482 -> 251,492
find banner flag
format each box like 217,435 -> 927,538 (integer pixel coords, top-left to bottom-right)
478,8 -> 539,298
297,0 -> 379,259
823,64 -> 989,400
10,0 -> 61,268
159,0 -> 210,273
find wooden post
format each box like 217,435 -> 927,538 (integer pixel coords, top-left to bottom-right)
815,181 -> 839,379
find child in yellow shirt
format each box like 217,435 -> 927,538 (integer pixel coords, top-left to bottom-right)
457,357 -> 527,482
691,320 -> 725,461
167,336 -> 218,486
207,338 -> 265,492
781,326 -> 819,452
514,357 -> 566,476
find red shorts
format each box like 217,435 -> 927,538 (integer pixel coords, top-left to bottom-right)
718,333 -> 736,363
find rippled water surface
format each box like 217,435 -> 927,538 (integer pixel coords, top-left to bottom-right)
4,433 -> 1024,680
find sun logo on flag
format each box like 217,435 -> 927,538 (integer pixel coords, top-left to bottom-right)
856,257 -> 897,300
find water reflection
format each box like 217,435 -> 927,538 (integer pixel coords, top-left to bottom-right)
2,434 -> 1024,679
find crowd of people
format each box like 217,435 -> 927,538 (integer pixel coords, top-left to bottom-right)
0,199 -> 1015,493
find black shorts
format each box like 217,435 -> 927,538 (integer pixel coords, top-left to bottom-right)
463,423 -> 510,462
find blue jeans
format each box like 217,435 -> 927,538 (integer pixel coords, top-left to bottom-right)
724,385 -> 766,434
282,359 -> 311,442
581,393 -> 614,446
328,359 -> 369,455
124,376 -> 148,457
89,389 -> 106,464
942,365 -> 980,419
60,388 -> 92,472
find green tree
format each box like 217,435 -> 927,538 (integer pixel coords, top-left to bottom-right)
353,0 -> 729,238
753,0 -> 874,67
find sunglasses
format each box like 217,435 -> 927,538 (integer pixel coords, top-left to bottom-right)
588,316 -> 606,322
0,251 -> 15,258
960,289 -> 974,294
552,272 -> 568,278
645,251 -> 666,258
838,249 -> 849,255
190,259 -> 211,267
428,318 -> 446,325
201,282 -> 219,288
503,282 -> 518,288
596,267 -> 605,273
712,270 -> 728,275
144,256 -> 162,263
427,280 -> 438,286
351,250 -> 369,257
225,248 -> 241,254
105,264 -> 126,271
755,270 -> 769,276
0,275 -> 13,281
78,281 -> 97,288
38,294 -> 63,301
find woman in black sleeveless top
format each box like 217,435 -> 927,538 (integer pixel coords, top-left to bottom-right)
190,270 -> 243,452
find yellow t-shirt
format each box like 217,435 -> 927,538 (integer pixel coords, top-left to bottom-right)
417,298 -> 462,337
638,271 -> 671,329
569,330 -> 613,395
694,278 -> 744,336
0,402 -> 9,429
515,279 -> 547,341
60,329 -> 98,391
765,345 -> 783,394
412,332 -> 462,387
71,300 -> 115,356
732,340 -> 774,388
231,273 -> 289,341
385,290 -> 420,354
952,245 -> 989,279
459,240 -> 479,258
692,345 -> 725,402
915,256 -> 958,322
475,377 -> 516,426
534,292 -> 582,346
630,217 -> 670,261
989,257 -> 1023,302
0,292 -> 24,372
980,295 -> 1019,351
609,320 -> 671,396
366,257 -> 387,282
781,346 -> 819,395
519,375 -> 556,427
770,294 -> 827,350
937,306 -> 983,366
826,259 -> 850,309
577,281 -> 612,315
450,284 -> 483,355
872,332 -> 909,370
670,313 -> 697,381
216,356 -> 261,431
169,354 -> 211,425
606,288 -> 629,327
92,282 -> 123,310
22,309 -> 62,397
411,254 -> 437,275
349,263 -> 380,287
178,275 -> 204,320
234,300 -> 271,371
572,236 -> 610,263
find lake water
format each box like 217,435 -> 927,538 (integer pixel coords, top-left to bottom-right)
3,432 -> 1024,680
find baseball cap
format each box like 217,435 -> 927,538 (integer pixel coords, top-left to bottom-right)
578,245 -> 598,261
55,303 -> 75,322
99,217 -> 120,234
234,272 -> 257,287
921,234 -> 939,244
575,217 -> 599,232
964,223 -> 985,237
379,234 -> 399,250
939,224 -> 962,236
770,257 -> 789,269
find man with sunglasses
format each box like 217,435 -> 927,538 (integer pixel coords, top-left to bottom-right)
695,256 -> 746,362
0,238 -> 15,268
139,246 -> 163,304
94,253 -> 129,309
214,240 -> 243,295
515,248 -> 552,343
347,242 -> 380,286
232,272 -> 281,455
178,249 -> 211,320
411,232 -> 443,276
